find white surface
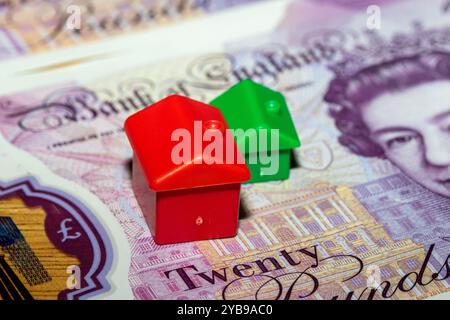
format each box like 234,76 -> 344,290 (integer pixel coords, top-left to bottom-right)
0,0 -> 290,95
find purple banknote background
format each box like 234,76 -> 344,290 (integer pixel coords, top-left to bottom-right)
0,0 -> 449,299
354,174 -> 450,285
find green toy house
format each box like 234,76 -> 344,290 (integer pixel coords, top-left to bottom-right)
210,79 -> 301,183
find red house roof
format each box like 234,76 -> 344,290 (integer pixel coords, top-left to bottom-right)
125,95 -> 250,192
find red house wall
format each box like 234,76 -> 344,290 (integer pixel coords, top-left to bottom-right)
155,183 -> 241,244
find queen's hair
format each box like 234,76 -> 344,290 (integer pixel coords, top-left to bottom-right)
324,51 -> 450,157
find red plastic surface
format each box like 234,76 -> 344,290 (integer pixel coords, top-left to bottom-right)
126,95 -> 250,244
125,95 -> 250,192
132,155 -> 240,244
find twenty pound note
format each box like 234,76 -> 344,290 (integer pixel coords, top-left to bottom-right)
0,0 -> 262,60
0,0 -> 449,299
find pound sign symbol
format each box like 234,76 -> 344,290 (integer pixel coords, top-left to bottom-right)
58,218 -> 81,243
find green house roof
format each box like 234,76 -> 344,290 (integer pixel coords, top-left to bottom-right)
210,79 -> 301,153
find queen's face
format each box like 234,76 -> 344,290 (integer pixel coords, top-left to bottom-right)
362,80 -> 450,198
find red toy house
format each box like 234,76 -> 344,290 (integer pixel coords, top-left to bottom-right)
125,95 -> 250,245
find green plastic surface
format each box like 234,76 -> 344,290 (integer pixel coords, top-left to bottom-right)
210,79 -> 301,183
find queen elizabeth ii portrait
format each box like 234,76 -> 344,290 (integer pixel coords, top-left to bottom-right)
324,51 -> 450,198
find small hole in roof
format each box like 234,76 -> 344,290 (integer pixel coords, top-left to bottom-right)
203,120 -> 225,132
265,100 -> 281,114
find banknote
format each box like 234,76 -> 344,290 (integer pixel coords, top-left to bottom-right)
0,138 -> 132,300
0,0 -> 449,300
0,0 -> 262,60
